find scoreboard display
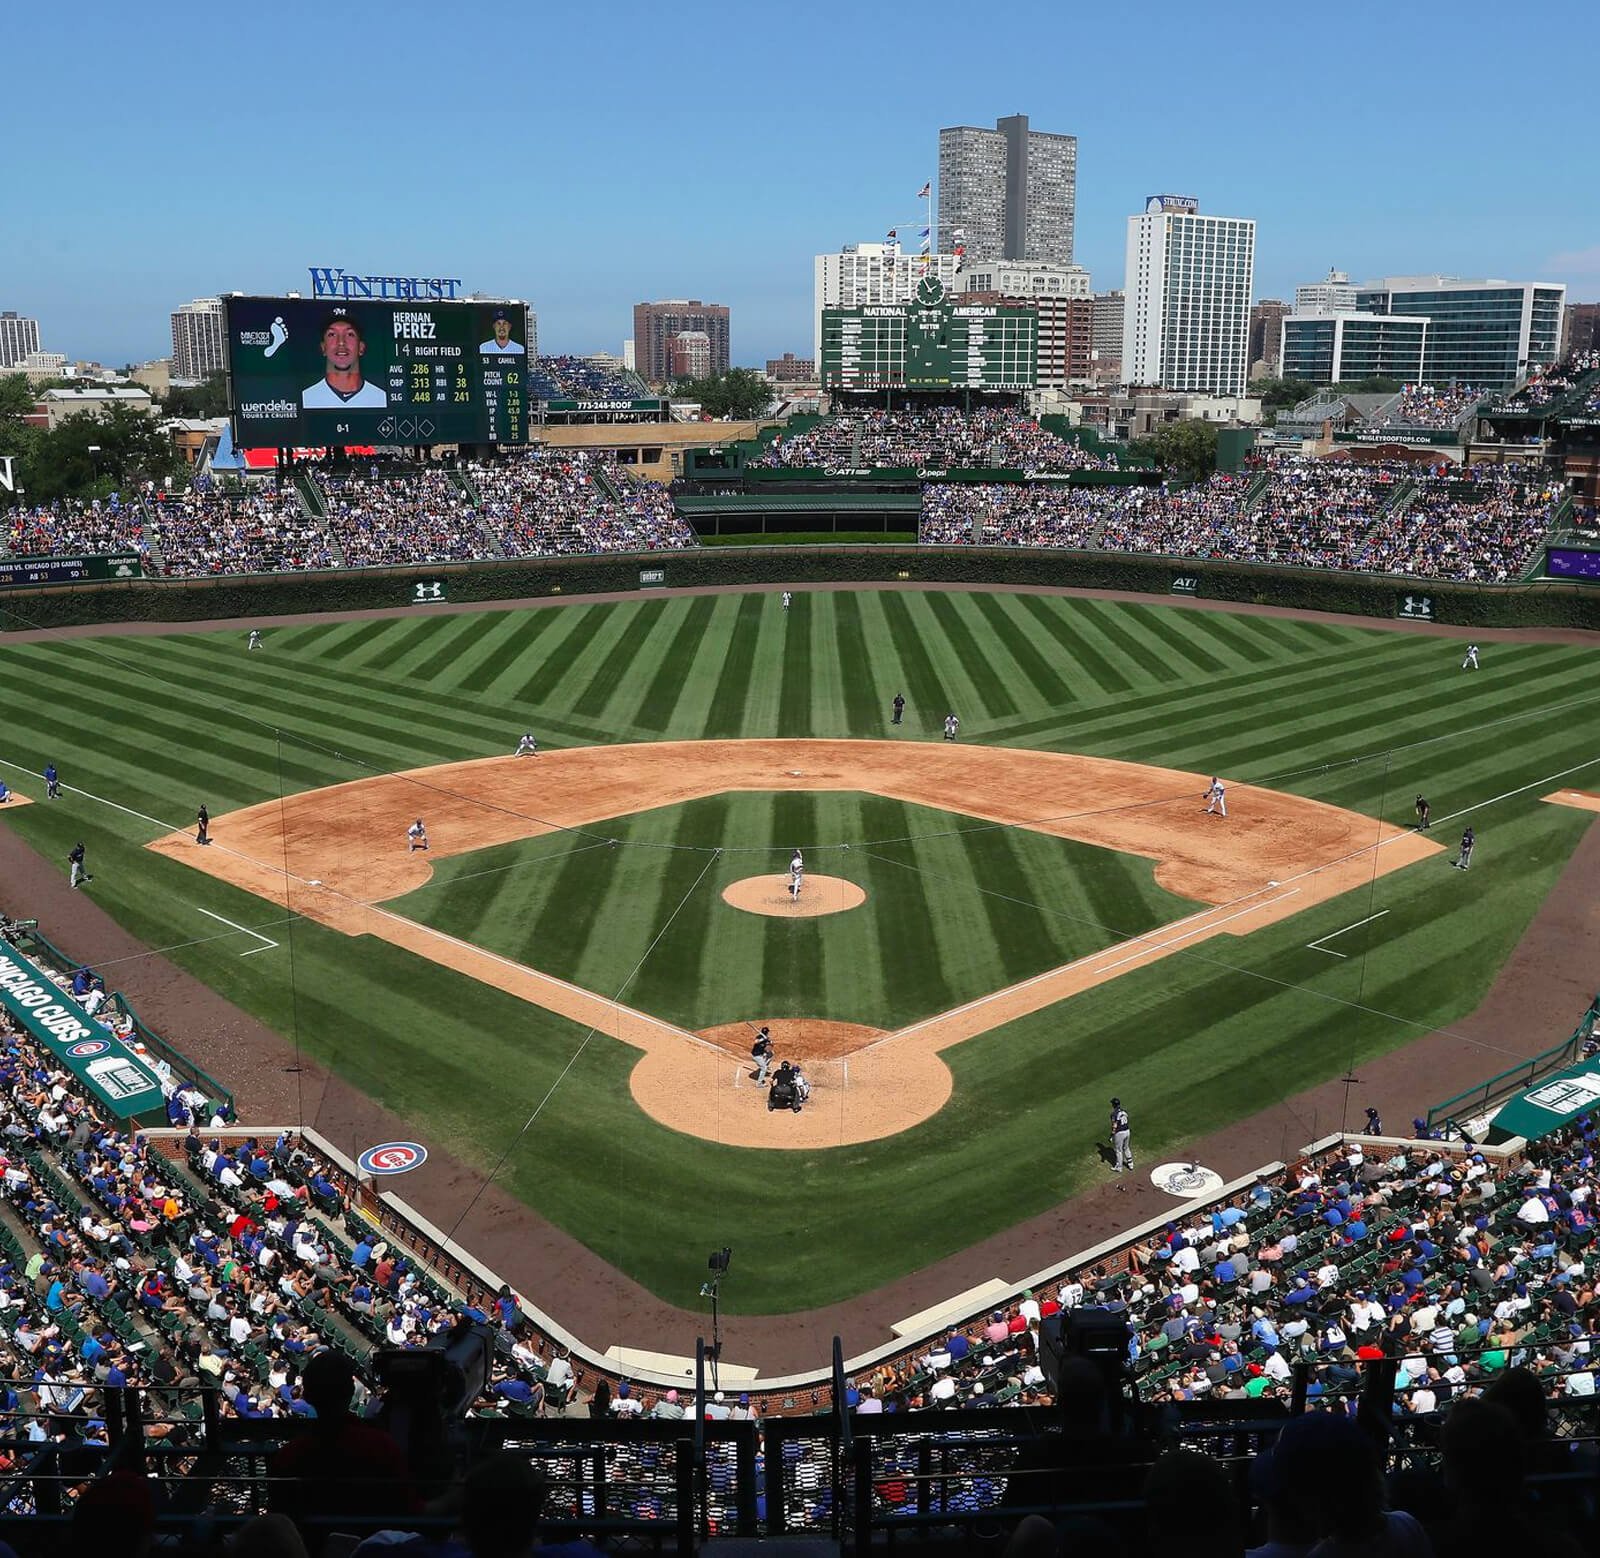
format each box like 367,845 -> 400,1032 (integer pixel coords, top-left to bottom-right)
821,274 -> 1037,392
225,296 -> 529,447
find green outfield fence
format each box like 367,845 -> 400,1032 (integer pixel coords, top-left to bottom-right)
2,543 -> 1598,632
1424,992 -> 1599,1134
17,926 -> 236,1117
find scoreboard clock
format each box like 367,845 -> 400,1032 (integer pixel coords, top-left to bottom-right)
225,296 -> 529,448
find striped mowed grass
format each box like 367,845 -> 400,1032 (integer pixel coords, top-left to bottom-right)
0,589 -> 1596,1309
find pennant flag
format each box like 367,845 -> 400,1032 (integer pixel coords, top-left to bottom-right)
917,181 -> 931,199
887,227 -> 897,240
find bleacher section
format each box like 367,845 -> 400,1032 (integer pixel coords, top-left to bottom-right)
753,407 -> 1116,474
314,466 -> 497,565
145,486 -> 338,575
921,459 -> 1565,583
530,355 -> 652,402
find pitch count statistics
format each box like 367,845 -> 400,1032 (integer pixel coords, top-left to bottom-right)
225,297 -> 529,446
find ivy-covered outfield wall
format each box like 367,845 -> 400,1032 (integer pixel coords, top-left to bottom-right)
2,546 -> 1597,631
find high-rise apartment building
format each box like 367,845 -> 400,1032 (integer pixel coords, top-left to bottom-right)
1123,197 -> 1255,396
813,244 -> 961,363
1294,269 -> 1357,315
1249,300 -> 1290,376
170,298 -> 227,382
632,300 -> 730,385
765,353 -> 815,382
667,331 -> 712,380
937,114 -> 1077,267
1354,276 -> 1565,389
0,312 -> 42,369
1091,291 -> 1125,382
1563,301 -> 1600,359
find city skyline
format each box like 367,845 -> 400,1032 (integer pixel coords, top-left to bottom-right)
4,0 -> 1596,371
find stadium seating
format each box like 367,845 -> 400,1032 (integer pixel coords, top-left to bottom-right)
147,486 -> 339,575
2,496 -> 149,559
754,407 -> 1115,474
314,466 -> 499,565
1376,383 -> 1487,431
530,355 -> 651,402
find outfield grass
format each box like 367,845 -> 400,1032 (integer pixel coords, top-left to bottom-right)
0,591 -> 1596,1311
393,791 -> 1201,1031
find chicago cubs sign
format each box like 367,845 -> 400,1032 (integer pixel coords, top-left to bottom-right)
358,1141 -> 429,1176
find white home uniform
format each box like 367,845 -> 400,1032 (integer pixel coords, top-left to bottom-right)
302,378 -> 388,409
1204,778 -> 1227,817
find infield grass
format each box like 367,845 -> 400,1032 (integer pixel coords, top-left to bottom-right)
0,590 -> 1598,1309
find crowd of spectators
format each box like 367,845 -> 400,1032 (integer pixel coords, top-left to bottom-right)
1357,464 -> 1563,582
314,467 -> 496,565
469,452 -> 695,556
146,488 -> 339,576
919,457 -> 1563,582
1495,352 -> 1600,412
2,495 -> 149,559
920,482 -> 1129,547
1378,384 -> 1487,430
756,408 -> 1115,474
529,356 -> 650,402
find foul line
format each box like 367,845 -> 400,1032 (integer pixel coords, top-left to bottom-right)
194,907 -> 280,957
1307,909 -> 1390,959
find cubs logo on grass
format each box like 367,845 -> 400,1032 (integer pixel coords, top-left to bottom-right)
358,1141 -> 428,1175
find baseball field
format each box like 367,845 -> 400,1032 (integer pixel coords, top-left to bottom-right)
0,585 -> 1597,1317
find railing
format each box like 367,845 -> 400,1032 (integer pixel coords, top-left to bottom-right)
1425,992 -> 1596,1132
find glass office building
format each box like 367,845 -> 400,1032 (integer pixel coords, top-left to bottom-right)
1281,312 -> 1428,385
1355,277 -> 1565,390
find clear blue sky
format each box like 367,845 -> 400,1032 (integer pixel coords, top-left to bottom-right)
7,0 -> 1596,368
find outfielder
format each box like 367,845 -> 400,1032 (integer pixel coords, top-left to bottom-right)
943,713 -> 959,741
514,732 -> 539,757
1461,643 -> 1479,670
781,591 -> 792,611
1203,777 -> 1227,816
407,818 -> 430,853
248,630 -> 263,651
789,849 -> 804,901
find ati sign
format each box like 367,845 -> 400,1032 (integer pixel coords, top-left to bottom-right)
1397,593 -> 1435,621
410,580 -> 448,605
1170,574 -> 1200,595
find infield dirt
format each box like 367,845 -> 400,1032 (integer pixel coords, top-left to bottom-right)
149,739 -> 1440,1147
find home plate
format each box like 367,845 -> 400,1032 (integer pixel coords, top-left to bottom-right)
1150,1161 -> 1225,1198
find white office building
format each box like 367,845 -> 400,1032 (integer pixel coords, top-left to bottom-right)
1123,197 -> 1255,396
812,243 -> 961,363
170,298 -> 227,382
0,312 -> 42,369
1294,268 -> 1357,315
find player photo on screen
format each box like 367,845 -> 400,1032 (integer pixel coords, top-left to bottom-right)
479,308 -> 525,355
303,310 -> 388,408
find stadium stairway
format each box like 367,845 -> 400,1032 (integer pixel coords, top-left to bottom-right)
453,469 -> 506,556
133,492 -> 169,575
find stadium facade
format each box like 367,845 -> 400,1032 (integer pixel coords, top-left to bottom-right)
170,297 -> 227,382
1123,198 -> 1255,397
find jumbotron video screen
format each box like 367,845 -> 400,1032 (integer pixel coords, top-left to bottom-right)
225,296 -> 529,446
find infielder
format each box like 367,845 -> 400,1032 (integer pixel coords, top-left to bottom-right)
789,849 -> 804,901
943,713 -> 959,741
407,819 -> 430,853
1203,777 -> 1227,816
1461,643 -> 1479,670
248,630 -> 263,651
1414,795 -> 1430,830
514,732 -> 539,757
196,804 -> 211,846
1456,826 -> 1475,870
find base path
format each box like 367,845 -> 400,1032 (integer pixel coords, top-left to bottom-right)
149,740 -> 1439,1148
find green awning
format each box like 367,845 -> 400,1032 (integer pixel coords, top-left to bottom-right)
1491,1057 -> 1600,1141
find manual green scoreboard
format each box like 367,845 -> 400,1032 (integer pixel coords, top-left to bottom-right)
821,274 -> 1037,391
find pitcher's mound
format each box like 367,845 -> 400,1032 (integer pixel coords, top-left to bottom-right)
721,874 -> 867,918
